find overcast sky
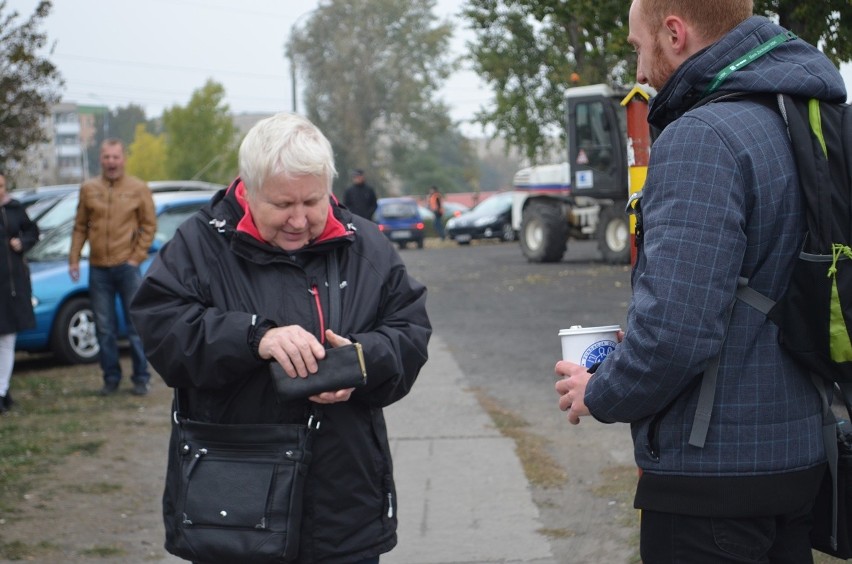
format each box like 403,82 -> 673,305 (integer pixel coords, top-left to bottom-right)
10,0 -> 852,138
11,0 -> 493,135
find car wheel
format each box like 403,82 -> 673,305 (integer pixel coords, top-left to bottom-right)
501,222 -> 516,242
398,241 -> 408,250
50,297 -> 100,364
416,238 -> 424,249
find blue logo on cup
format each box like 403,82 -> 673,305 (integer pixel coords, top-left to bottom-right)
581,339 -> 617,368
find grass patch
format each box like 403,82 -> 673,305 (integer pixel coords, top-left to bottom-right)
592,465 -> 638,504
538,527 -> 577,539
79,544 -> 126,557
0,539 -> 58,560
66,482 -> 123,495
0,360 -> 121,512
593,464 -> 642,557
473,389 -> 567,488
61,440 -> 105,456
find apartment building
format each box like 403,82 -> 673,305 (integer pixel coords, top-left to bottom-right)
17,103 -> 107,188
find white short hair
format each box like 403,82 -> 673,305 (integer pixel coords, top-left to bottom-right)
239,113 -> 337,194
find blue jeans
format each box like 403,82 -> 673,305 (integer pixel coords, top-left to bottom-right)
433,213 -> 445,239
89,263 -> 149,385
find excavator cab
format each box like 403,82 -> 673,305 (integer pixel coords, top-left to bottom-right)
565,84 -> 629,202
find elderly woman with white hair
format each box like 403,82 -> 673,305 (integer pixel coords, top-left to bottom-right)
131,113 -> 431,564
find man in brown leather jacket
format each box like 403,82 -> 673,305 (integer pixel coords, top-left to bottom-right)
69,139 -> 156,396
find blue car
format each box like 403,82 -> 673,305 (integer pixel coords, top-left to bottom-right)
373,197 -> 425,249
16,190 -> 217,364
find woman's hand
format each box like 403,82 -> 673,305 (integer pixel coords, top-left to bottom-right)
259,325 -> 326,378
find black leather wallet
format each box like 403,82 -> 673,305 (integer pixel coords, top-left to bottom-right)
270,343 -> 367,402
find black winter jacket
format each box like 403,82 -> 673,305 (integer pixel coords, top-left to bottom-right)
130,182 -> 431,563
0,199 -> 39,334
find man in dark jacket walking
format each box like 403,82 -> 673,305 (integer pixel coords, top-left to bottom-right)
343,169 -> 378,220
131,113 -> 430,563
555,1 -> 845,562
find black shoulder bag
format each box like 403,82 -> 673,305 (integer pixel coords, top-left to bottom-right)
162,253 -> 342,563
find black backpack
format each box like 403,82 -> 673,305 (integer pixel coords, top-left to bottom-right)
691,93 -> 852,445
688,93 -> 852,555
768,95 -> 852,381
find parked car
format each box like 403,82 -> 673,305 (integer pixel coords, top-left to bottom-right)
445,191 -> 517,245
16,190 -> 217,364
443,201 -> 470,219
28,180 -> 223,240
418,201 -> 470,222
10,184 -> 79,222
373,197 -> 425,249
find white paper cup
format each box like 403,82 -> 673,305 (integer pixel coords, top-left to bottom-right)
558,325 -> 621,368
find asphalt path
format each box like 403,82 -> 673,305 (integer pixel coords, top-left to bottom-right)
400,239 -> 638,562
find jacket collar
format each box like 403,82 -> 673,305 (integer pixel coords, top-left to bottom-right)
219,178 -> 355,250
648,16 -> 847,130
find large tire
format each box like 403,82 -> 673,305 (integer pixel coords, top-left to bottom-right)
597,202 -> 630,264
520,203 -> 568,263
50,296 -> 100,364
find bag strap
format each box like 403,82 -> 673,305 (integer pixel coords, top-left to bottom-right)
688,278 -> 755,447
694,274 -> 846,551
688,92 -> 796,448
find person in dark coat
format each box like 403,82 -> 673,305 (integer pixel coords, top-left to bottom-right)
130,113 -> 431,563
343,168 -> 378,220
0,173 -> 39,412
555,1 -> 845,562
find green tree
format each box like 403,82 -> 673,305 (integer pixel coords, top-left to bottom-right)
288,0 -> 472,196
463,0 -> 633,162
0,0 -> 62,176
85,104 -> 147,177
754,1 -> 851,67
162,80 -> 238,184
393,128 -> 478,195
108,104 -> 147,145
126,123 -> 167,181
464,0 -> 851,162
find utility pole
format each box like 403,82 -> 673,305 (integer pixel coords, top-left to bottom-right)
289,9 -> 316,113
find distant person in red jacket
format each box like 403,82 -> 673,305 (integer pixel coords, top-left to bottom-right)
428,185 -> 445,240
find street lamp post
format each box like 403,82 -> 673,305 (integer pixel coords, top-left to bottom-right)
289,9 -> 316,114
87,93 -> 110,139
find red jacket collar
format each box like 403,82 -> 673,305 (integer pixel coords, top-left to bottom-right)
230,179 -> 351,246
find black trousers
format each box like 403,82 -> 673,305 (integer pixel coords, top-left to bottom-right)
640,505 -> 814,564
